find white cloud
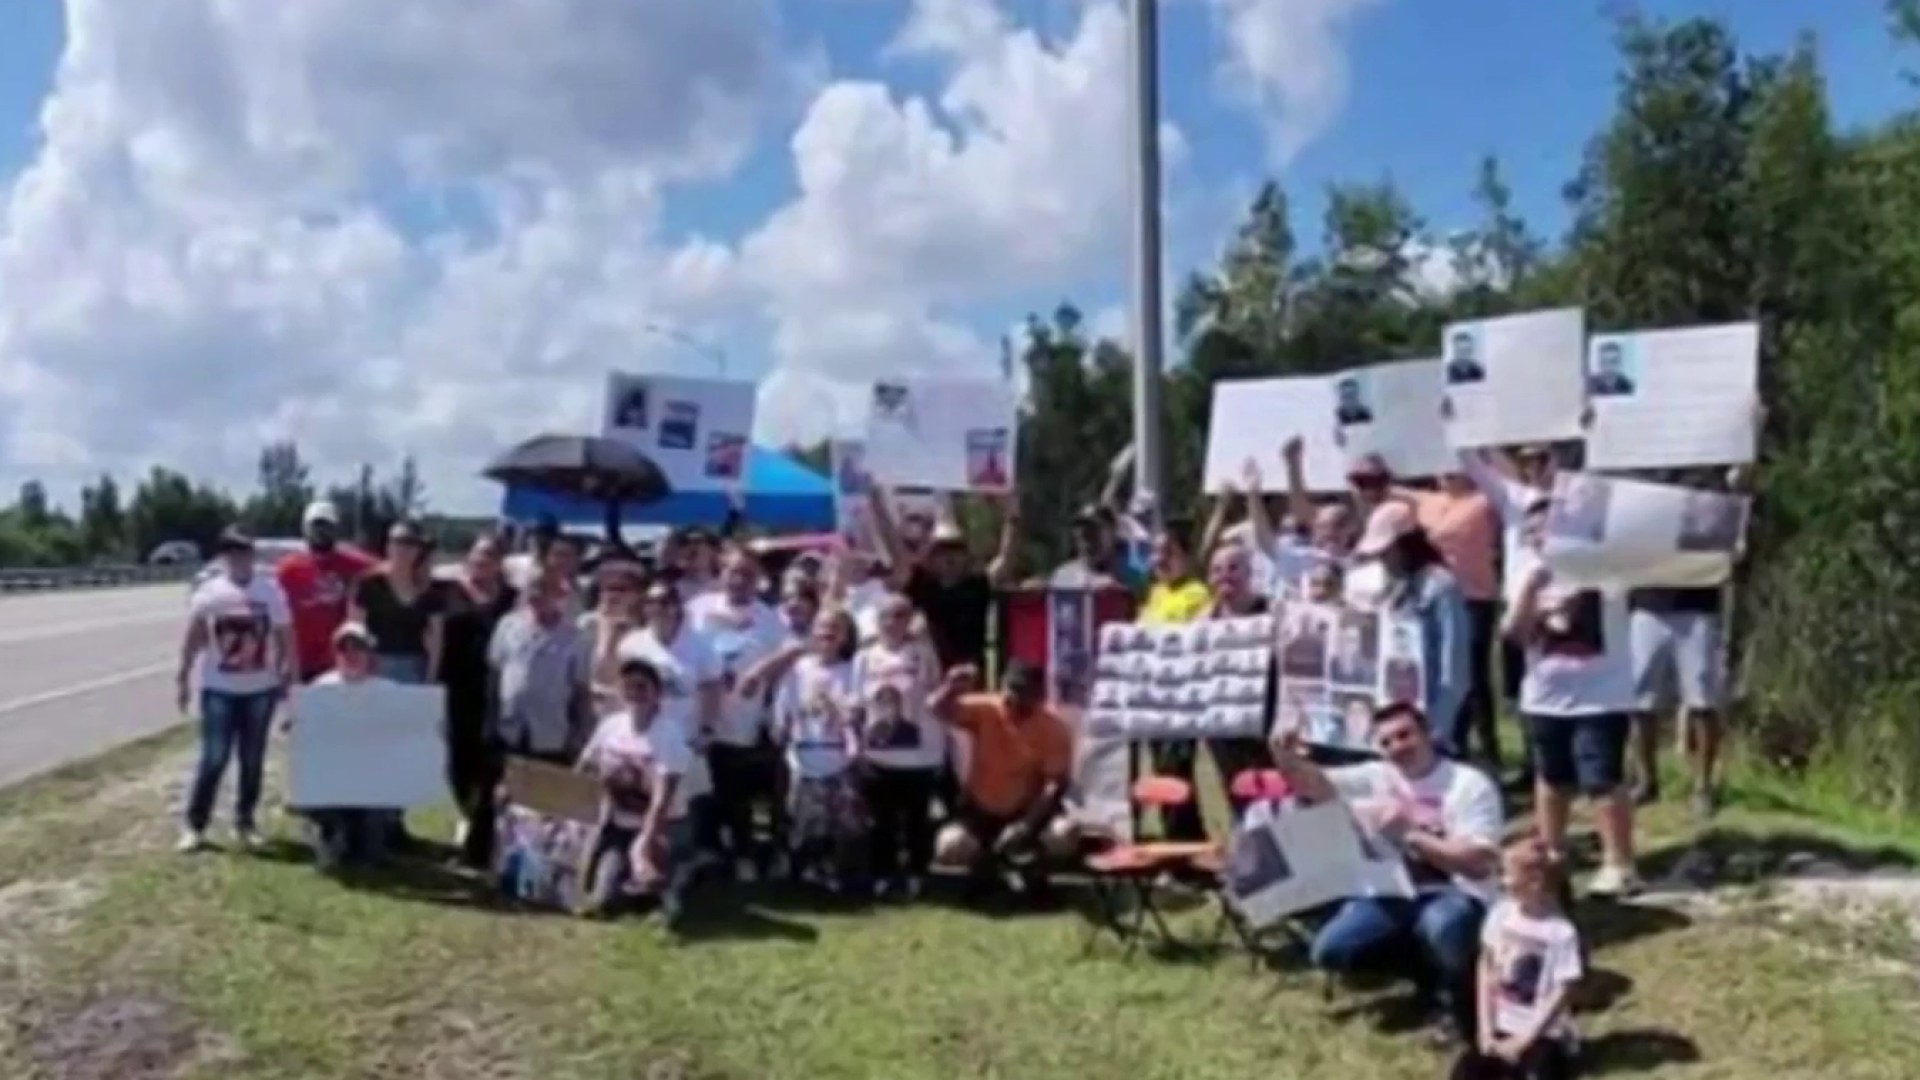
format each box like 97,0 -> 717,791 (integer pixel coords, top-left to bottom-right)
1205,0 -> 1383,165
0,0 -> 1379,513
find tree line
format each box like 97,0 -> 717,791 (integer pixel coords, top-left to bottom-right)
0,442 -> 442,568
994,9 -> 1920,814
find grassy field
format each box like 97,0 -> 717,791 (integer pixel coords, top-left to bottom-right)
2,733 -> 1919,1080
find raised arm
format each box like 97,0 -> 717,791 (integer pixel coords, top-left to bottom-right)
986,498 -> 1020,589
1281,437 -> 1315,539
1240,456 -> 1277,555
868,486 -> 914,592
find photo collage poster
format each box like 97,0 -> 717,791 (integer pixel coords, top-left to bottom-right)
1226,800 -> 1414,931
829,438 -> 948,556
1272,601 -> 1426,753
1087,614 -> 1275,741
603,372 -> 758,493
864,378 -> 1018,493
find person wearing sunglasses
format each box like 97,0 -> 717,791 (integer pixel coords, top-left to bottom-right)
1270,703 -> 1503,1049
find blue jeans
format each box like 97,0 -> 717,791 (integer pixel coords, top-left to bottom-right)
372,653 -> 429,684
186,688 -> 279,833
1310,887 -> 1487,1036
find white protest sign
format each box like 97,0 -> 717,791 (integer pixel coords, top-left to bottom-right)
1539,472 -> 1749,588
1272,601 -> 1426,754
1582,322 -> 1761,469
864,379 -> 1017,492
1227,801 -> 1414,931
1441,307 -> 1587,448
1086,616 -> 1275,742
1334,359 -> 1453,478
1204,377 -> 1345,493
831,439 -> 949,552
289,682 -> 447,809
603,373 -> 758,493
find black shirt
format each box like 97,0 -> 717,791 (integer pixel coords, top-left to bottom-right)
440,581 -> 519,688
906,567 -> 993,671
1628,586 -> 1723,617
354,573 -> 447,658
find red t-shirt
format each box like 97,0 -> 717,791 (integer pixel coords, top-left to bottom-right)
276,545 -> 378,678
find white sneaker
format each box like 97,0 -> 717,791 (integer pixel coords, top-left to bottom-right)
175,830 -> 207,854
453,819 -> 470,848
234,829 -> 263,852
1588,864 -> 1643,898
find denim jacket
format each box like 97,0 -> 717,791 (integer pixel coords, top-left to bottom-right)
1384,565 -> 1472,746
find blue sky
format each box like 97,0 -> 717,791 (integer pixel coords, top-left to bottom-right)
0,1 -> 1904,316
0,1 -> 1910,509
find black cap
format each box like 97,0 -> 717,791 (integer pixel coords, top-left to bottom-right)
216,526 -> 255,553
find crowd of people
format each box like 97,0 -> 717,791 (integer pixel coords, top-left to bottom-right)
168,431 -> 1747,1080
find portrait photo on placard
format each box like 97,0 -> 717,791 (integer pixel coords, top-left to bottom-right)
1676,491 -> 1746,552
1539,588 -> 1606,658
1382,623 -> 1424,707
658,400 -> 700,451
1587,336 -> 1639,398
611,382 -> 650,430
1328,610 -> 1381,688
1444,328 -> 1486,386
1548,475 -> 1610,543
1332,690 -> 1379,750
965,427 -> 1012,489
872,382 -> 912,424
704,432 -> 746,479
1226,824 -> 1294,898
1278,607 -> 1330,681
835,444 -> 869,496
1334,374 -> 1375,426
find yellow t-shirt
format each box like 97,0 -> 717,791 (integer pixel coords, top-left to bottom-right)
1139,577 -> 1211,625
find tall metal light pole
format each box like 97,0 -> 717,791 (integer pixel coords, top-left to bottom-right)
1128,0 -> 1166,525
641,321 -> 729,378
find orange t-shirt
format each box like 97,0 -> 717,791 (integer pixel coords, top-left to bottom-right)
1408,490 -> 1500,602
951,694 -> 1074,819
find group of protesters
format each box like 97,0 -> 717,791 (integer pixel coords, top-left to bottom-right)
168,427 -> 1747,1080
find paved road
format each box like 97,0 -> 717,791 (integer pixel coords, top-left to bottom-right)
0,585 -> 185,789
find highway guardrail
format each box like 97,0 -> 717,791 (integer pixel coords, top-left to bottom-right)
0,564 -> 200,594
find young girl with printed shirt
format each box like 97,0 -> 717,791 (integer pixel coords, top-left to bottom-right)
577,657 -> 696,929
850,593 -> 947,899
771,608 -> 866,891
1450,839 -> 1583,1080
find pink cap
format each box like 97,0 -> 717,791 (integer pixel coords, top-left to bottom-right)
1354,501 -> 1418,558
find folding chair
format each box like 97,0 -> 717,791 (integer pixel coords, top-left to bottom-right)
1200,770 -> 1317,978
1080,775 -> 1215,958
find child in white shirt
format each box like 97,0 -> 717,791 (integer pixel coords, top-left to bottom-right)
1451,839 -> 1582,1080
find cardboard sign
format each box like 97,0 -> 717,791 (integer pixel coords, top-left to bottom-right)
502,757 -> 603,825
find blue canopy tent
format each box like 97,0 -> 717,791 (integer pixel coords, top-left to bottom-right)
499,444 -> 835,532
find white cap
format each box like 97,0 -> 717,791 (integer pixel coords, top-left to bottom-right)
302,500 -> 340,528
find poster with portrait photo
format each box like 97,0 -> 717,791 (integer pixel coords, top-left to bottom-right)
864,378 -> 1017,492
1328,689 -> 1379,751
1334,359 -> 1453,479
1046,589 -> 1094,707
1229,801 -> 1414,930
1203,376 -> 1347,493
1276,605 -> 1330,681
1539,473 -> 1747,589
1381,620 -> 1425,709
603,372 -> 757,493
1583,322 -> 1761,470
1332,374 -> 1375,426
1441,307 -> 1587,449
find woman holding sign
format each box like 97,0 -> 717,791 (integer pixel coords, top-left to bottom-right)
1354,504 -> 1473,761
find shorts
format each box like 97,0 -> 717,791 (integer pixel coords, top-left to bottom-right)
1630,609 -> 1725,711
1528,713 -> 1630,797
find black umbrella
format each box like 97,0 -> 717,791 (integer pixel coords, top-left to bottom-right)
483,433 -> 672,504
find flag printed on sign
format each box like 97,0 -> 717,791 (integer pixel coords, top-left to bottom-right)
1045,590 -> 1094,707
658,400 -> 700,451
965,427 -> 1012,491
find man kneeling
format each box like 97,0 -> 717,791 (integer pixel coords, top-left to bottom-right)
931,661 -> 1079,898
1270,703 -> 1503,1046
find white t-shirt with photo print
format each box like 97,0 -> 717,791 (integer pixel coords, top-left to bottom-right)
616,625 -> 721,800
1327,757 -> 1503,903
686,592 -> 787,747
1520,582 -> 1637,716
189,573 -> 292,696
848,638 -> 946,771
1481,898 -> 1584,1042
